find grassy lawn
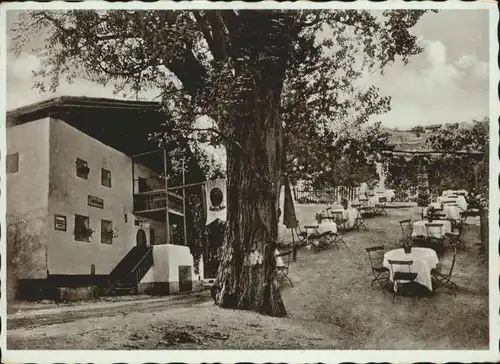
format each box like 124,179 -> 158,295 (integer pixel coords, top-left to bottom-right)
8,205 -> 488,350
280,205 -> 488,349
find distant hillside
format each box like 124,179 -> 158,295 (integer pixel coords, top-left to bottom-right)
383,121 -> 474,151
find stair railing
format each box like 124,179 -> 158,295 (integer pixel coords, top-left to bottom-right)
131,247 -> 154,288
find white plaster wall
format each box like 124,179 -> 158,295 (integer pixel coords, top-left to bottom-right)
6,118 -> 51,280
47,119 -> 169,275
140,244 -> 203,283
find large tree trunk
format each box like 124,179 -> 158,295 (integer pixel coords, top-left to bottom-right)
213,12 -> 292,317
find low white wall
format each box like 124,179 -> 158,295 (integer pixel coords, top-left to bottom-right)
166,244 -> 202,282
140,244 -> 203,283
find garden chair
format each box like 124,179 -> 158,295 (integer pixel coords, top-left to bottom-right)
275,250 -> 293,287
304,225 -> 324,251
445,222 -> 466,251
365,246 -> 390,291
431,246 -> 458,296
294,222 -> 308,247
425,223 -> 446,256
321,225 -> 347,250
398,219 -> 413,240
354,207 -> 368,230
331,211 -> 348,231
387,260 -> 419,303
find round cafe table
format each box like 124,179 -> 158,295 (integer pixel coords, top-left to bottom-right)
411,220 -> 452,238
318,220 -> 337,234
383,247 -> 439,292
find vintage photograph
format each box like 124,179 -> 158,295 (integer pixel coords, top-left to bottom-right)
1,2 -> 498,362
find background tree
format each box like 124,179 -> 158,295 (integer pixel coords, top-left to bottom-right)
12,9 -> 428,316
411,125 -> 425,137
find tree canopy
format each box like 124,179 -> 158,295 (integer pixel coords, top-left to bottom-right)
13,9 -> 428,183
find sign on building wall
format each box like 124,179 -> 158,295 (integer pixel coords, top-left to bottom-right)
54,215 -> 67,231
88,195 -> 104,209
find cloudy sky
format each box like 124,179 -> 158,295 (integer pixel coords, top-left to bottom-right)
5,9 -> 490,129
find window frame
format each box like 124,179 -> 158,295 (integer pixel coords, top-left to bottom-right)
6,152 -> 19,174
74,214 -> 91,242
76,158 -> 90,179
101,168 -> 112,188
100,219 -> 113,245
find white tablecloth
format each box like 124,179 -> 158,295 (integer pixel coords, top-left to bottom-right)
275,249 -> 285,267
438,195 -> 467,210
425,205 -> 460,220
329,208 -> 358,229
412,220 -> 452,238
318,220 -> 337,234
383,247 -> 439,291
443,205 -> 461,220
428,202 -> 443,210
368,196 -> 379,207
443,189 -> 468,197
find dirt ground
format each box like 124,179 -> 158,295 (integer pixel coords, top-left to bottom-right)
7,206 -> 489,350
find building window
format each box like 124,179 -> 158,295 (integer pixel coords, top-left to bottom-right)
6,153 -> 19,174
101,168 -> 111,187
74,214 -> 92,242
76,158 -> 90,179
101,219 -> 113,245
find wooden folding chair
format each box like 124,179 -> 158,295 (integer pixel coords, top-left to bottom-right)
294,222 -> 308,247
331,211 -> 347,231
365,246 -> 390,290
398,219 -> 413,239
354,207 -> 368,230
275,250 -> 293,287
425,223 -> 446,256
388,260 -> 418,303
445,222 -> 466,251
431,246 -> 458,296
304,225 -> 324,251
321,222 -> 347,250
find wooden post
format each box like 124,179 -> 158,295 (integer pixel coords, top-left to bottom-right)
291,228 -> 297,262
131,155 -> 135,195
182,158 -> 188,247
163,148 -> 170,245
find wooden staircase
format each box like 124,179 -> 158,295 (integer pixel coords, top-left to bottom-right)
108,246 -> 154,295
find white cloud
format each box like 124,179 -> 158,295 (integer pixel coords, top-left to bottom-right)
371,39 -> 488,128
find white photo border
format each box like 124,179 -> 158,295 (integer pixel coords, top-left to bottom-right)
0,1 -> 498,363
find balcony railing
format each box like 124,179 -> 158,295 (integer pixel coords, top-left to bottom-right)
133,189 -> 184,215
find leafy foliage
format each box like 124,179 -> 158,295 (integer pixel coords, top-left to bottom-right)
385,119 -> 489,198
12,9 -> 429,184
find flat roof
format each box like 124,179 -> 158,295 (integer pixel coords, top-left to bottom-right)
7,96 -> 161,125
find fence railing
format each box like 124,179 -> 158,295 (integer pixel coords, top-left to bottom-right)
133,190 -> 184,214
294,187 -> 361,204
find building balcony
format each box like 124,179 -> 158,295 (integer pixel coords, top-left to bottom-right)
133,189 -> 184,216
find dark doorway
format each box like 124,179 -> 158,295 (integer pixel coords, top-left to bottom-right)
178,266 -> 193,293
136,228 -> 147,248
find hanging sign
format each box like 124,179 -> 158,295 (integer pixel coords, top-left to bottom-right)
205,179 -> 227,225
